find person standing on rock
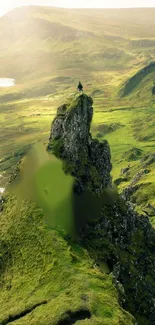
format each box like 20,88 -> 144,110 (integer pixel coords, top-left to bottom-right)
77,81 -> 83,93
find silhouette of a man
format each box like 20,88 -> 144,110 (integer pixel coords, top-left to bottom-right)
77,81 -> 83,92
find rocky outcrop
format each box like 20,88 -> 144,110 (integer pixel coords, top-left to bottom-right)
48,93 -> 155,325
48,94 -> 112,194
82,199 -> 155,325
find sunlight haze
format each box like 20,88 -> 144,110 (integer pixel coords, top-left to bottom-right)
0,0 -> 155,16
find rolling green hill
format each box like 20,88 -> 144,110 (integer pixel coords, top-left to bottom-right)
1,6 -> 155,86
120,62 -> 155,97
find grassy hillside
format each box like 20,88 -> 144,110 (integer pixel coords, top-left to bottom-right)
0,196 -> 134,325
0,5 -> 155,211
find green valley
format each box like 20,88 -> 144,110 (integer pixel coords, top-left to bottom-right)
1,6 -> 155,325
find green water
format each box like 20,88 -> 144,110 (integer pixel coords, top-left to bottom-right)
9,143 -> 74,234
8,142 -> 117,239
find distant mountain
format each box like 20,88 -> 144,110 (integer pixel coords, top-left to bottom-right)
0,5 -> 155,99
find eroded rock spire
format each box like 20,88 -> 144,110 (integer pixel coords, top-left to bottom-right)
48,94 -> 112,195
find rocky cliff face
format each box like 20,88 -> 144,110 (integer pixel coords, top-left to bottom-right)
82,200 -> 155,325
48,93 -> 155,325
48,94 -> 112,194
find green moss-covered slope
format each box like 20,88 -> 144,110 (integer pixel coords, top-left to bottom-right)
121,62 -> 155,97
0,196 -> 134,325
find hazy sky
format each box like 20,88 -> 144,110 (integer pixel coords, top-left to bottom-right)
1,0 -> 155,16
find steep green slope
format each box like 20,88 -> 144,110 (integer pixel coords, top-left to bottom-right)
0,196 -> 134,325
120,62 -> 155,97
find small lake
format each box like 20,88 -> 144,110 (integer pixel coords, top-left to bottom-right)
0,78 -> 15,87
